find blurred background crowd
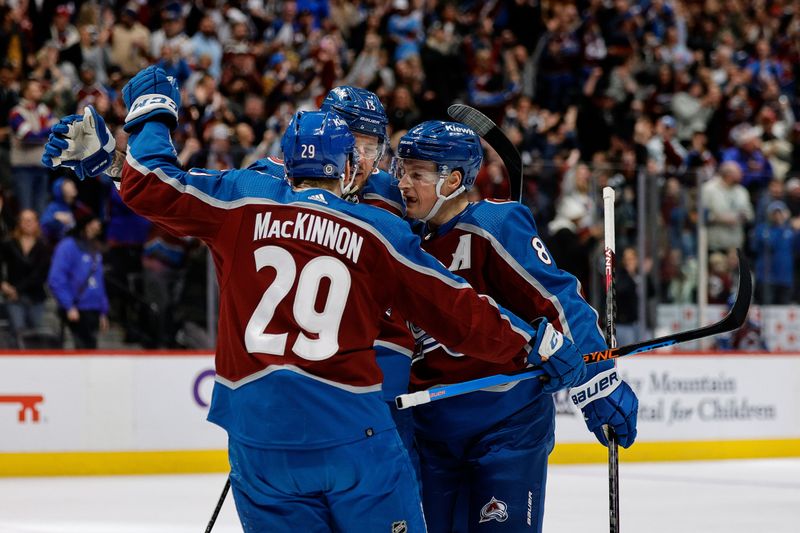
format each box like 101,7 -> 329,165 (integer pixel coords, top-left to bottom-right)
0,0 -> 799,349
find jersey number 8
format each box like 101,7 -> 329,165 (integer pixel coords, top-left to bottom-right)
245,245 -> 351,361
531,237 -> 552,265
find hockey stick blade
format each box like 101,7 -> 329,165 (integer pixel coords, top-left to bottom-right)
396,249 -> 752,409
447,104 -> 523,202
585,248 -> 752,364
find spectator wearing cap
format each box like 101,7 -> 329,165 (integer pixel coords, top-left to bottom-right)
754,179 -> 786,225
9,79 -> 56,215
751,200 -> 800,305
49,4 -> 79,51
546,195 -> 598,292
47,212 -> 109,349
646,115 -> 687,175
151,3 -> 192,61
296,0 -> 330,29
75,62 -> 110,110
185,123 -> 235,171
702,161 -> 755,254
721,124 -> 773,196
109,3 -> 151,76
387,0 -> 424,62
190,16 -> 222,79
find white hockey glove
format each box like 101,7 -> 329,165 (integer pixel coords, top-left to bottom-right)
41,106 -> 115,180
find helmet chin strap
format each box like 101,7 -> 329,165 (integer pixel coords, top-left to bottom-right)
421,178 -> 465,222
339,160 -> 359,196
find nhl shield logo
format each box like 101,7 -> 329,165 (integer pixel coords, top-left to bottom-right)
391,520 -> 408,533
479,496 -> 509,523
324,164 -> 335,175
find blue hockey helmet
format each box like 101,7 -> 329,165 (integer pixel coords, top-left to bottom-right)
395,121 -> 483,191
281,110 -> 358,181
320,86 -> 388,142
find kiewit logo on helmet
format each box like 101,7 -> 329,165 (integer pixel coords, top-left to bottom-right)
444,124 -> 475,135
479,496 -> 509,523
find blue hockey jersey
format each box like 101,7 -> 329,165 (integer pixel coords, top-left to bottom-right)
410,199 -> 608,439
120,121 -> 536,449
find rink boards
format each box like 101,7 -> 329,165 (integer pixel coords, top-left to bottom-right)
1,351 -> 799,476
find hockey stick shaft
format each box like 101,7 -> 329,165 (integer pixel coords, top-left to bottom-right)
602,187 -> 620,533
395,249 -> 751,409
447,104 -> 523,201
204,476 -> 230,533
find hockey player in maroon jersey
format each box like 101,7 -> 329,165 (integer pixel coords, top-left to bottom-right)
42,66 -> 591,531
395,121 -> 639,532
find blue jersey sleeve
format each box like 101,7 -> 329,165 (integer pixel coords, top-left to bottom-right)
352,205 -> 536,363
466,201 -> 606,353
122,121 -> 289,241
246,156 -> 287,182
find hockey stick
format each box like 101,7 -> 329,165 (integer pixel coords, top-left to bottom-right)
204,476 -> 230,533
396,249 -> 752,409
602,186 -> 620,533
447,104 -> 523,201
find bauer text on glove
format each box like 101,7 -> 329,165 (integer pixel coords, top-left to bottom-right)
569,364 -> 638,448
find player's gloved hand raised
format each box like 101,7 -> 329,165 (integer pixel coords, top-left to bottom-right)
527,318 -> 586,393
569,362 -> 638,448
122,65 -> 181,133
41,105 -> 115,180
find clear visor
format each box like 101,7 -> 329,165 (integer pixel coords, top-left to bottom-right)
353,133 -> 386,174
391,157 -> 444,185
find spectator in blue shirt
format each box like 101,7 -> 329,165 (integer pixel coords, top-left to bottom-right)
751,201 -> 800,305
189,16 -> 223,79
721,125 -> 773,196
47,213 -> 108,349
40,177 -> 82,244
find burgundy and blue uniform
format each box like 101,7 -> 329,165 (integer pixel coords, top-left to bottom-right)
411,199 -> 606,532
120,120 -> 536,531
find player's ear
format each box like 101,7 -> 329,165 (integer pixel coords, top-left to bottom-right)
446,170 -> 464,193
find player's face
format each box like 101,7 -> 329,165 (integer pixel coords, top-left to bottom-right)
352,132 -> 381,189
396,158 -> 440,220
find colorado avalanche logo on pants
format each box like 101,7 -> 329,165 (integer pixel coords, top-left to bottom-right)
479,496 -> 509,523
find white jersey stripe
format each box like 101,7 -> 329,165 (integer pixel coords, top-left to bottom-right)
456,221 -> 576,342
373,340 -> 413,358
215,363 -> 383,394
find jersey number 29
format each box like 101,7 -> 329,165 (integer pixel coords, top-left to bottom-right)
245,245 -> 351,360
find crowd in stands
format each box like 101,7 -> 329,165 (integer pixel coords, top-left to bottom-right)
1,0 -> 800,348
